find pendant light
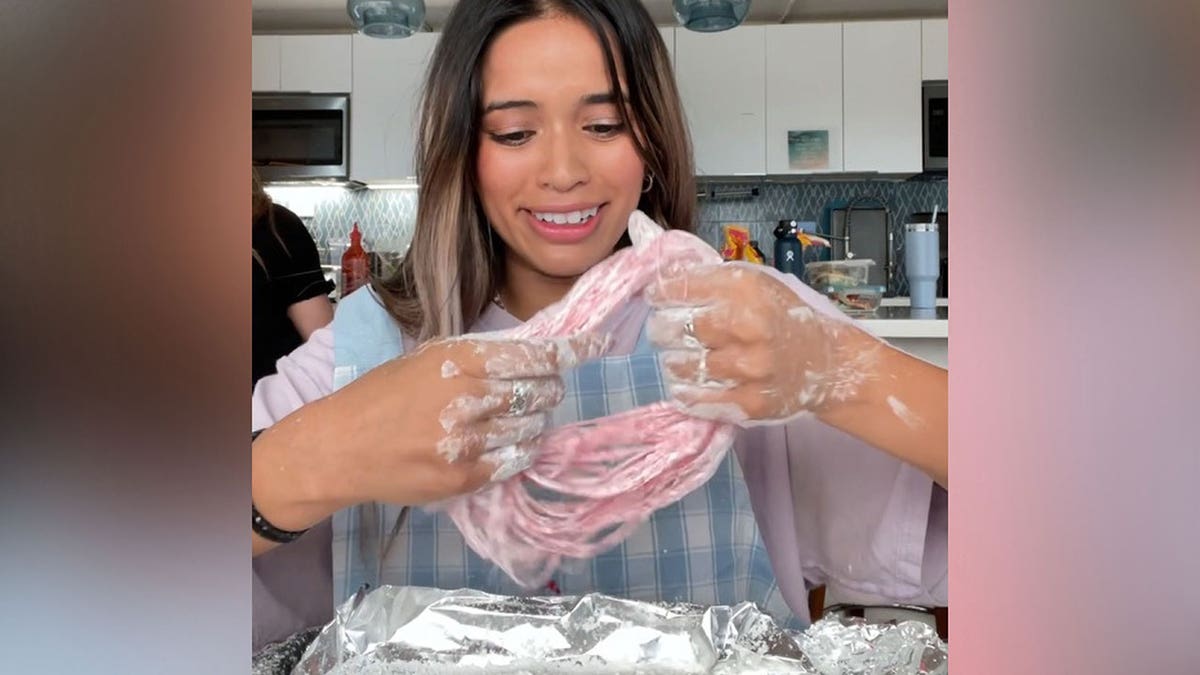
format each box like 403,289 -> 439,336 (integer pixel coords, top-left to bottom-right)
347,0 -> 426,38
672,0 -> 751,33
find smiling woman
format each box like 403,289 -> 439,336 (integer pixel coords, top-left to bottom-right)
373,0 -> 693,338
476,15 -> 651,317
251,0 -> 947,652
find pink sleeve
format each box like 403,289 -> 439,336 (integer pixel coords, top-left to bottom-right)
735,264 -> 946,609
250,326 -> 338,649
252,325 -> 336,430
738,420 -> 946,612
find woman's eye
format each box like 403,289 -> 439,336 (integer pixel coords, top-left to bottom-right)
586,122 -> 626,138
489,130 -> 534,146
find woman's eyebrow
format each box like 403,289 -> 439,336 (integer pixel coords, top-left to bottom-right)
581,92 -> 616,105
483,99 -> 537,113
482,92 -> 627,114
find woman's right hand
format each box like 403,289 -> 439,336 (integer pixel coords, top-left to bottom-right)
253,332 -> 610,534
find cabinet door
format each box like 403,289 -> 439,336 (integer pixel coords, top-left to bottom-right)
350,33 -> 439,182
658,26 -> 674,66
675,26 -> 766,176
280,35 -> 352,93
843,21 -> 922,173
251,36 -> 281,92
922,19 -> 949,81
765,23 -> 843,174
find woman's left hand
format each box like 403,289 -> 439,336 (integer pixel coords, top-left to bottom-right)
645,262 -> 882,426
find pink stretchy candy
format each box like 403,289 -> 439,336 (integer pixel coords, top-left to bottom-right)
439,211 -> 737,588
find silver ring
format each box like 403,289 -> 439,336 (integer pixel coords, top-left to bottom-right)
683,318 -> 696,339
508,381 -> 531,416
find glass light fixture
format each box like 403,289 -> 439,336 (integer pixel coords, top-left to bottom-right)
672,0 -> 751,33
347,0 -> 426,38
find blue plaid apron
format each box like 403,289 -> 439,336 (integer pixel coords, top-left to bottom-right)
328,288 -> 803,629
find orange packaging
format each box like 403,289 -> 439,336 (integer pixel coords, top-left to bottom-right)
720,224 -> 765,263
720,224 -> 751,261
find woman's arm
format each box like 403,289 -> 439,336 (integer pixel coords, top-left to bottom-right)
646,262 -> 947,487
287,294 -> 334,340
252,395 -> 355,557
250,326 -> 609,557
815,329 -> 948,487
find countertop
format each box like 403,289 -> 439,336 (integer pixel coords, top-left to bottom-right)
853,305 -> 948,339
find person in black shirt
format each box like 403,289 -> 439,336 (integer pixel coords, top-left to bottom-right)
252,170 -> 334,387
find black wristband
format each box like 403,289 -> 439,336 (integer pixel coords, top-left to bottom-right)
252,502 -> 309,544
251,429 -> 309,544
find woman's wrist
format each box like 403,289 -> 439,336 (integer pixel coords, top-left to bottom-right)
815,328 -> 949,487
252,398 -> 356,534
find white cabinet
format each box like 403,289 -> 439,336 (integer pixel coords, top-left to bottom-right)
921,19 -> 949,81
280,35 -> 352,92
842,21 -> 922,173
253,35 -> 352,93
765,23 -> 843,174
675,26 -> 766,176
350,33 -> 439,182
252,36 -> 282,92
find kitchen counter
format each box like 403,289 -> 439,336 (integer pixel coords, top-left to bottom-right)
854,306 -> 948,339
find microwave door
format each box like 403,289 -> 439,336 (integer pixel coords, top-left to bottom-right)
923,81 -> 948,172
252,95 -> 349,180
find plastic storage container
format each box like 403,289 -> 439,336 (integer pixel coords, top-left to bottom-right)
805,259 -> 875,296
834,285 -> 885,314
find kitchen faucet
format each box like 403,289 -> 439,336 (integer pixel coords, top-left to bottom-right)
838,194 -> 895,294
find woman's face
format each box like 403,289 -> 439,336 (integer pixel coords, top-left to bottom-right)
475,14 -> 645,282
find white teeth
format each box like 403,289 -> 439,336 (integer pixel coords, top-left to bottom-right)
533,206 -> 599,225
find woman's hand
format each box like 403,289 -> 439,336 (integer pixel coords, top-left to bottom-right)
252,332 -> 610,536
644,262 -> 882,426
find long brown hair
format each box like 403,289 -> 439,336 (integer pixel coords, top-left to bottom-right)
251,168 -> 289,274
373,0 -> 696,342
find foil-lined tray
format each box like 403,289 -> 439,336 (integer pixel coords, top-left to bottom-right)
274,586 -> 946,674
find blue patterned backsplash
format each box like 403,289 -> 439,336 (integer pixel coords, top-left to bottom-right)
268,177 -> 947,295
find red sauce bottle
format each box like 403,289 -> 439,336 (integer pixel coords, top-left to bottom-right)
340,223 -> 369,299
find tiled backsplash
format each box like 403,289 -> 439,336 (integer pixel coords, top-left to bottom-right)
271,178 -> 947,295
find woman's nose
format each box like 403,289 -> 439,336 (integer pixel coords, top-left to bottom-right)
537,127 -> 589,192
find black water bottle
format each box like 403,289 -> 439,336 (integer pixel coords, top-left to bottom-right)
773,220 -> 804,279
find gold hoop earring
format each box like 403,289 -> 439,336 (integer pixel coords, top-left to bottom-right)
641,173 -> 655,194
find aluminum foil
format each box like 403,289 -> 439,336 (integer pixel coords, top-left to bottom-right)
289,586 -> 947,675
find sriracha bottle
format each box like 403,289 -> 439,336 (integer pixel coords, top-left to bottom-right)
340,223 -> 369,298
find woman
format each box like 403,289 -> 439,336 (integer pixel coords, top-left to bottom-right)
251,0 -> 947,649
252,170 -> 334,387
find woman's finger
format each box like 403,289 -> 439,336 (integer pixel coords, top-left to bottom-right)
659,347 -> 775,387
643,264 -> 727,308
438,377 -> 565,429
479,442 -> 537,482
646,303 -> 773,351
436,413 -> 548,462
448,333 -> 611,380
665,381 -> 777,425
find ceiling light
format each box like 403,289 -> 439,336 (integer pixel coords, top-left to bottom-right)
347,0 -> 426,38
673,0 -> 751,33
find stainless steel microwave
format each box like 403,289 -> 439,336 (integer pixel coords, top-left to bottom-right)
252,93 -> 349,181
922,80 -> 948,172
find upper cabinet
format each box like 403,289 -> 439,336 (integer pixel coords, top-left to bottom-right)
764,23 -> 844,174
842,20 -> 922,173
350,33 -> 439,182
921,19 -> 949,80
252,36 -> 282,91
280,36 -> 352,92
253,35 -> 352,93
675,26 -> 766,176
